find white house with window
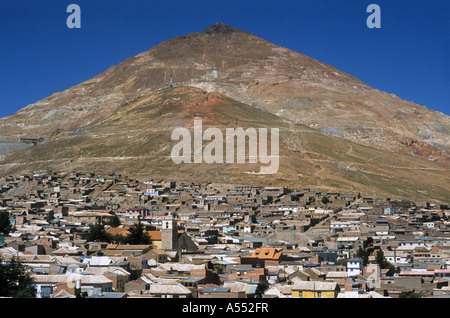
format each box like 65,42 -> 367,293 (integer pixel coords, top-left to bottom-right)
384,250 -> 411,264
347,258 -> 363,277
398,241 -> 426,248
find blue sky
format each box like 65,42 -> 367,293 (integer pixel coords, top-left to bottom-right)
0,0 -> 449,118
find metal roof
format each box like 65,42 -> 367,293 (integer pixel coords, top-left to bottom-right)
245,284 -> 258,294
178,277 -> 203,283
201,287 -> 230,293
100,292 -> 127,298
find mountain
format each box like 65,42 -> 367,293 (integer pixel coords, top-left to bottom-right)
1,86 -> 449,202
0,23 -> 448,202
1,23 -> 448,162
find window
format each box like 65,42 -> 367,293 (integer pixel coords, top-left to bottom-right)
41,286 -> 52,298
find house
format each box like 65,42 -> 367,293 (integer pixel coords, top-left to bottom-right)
124,278 -> 151,294
104,244 -> 152,257
143,248 -> 170,264
147,231 -> 162,249
241,247 -> 285,267
52,245 -> 87,257
341,281 -> 368,297
222,281 -> 263,298
325,271 -> 349,289
263,284 -> 293,298
384,250 -> 411,265
336,236 -> 364,250
225,267 -> 267,286
198,286 -> 232,298
143,283 -> 193,298
347,258 -> 363,277
291,280 -> 340,298
181,268 -> 221,286
32,274 -> 113,298
83,256 -> 114,267
84,266 -> 131,292
66,211 -> 113,225
86,241 -> 109,255
363,264 -> 382,289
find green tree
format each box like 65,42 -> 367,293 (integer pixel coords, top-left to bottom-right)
125,222 -> 151,245
375,250 -> 396,276
86,223 -> 112,242
375,250 -> 385,268
335,258 -> 348,266
107,214 -> 121,227
399,291 -> 423,298
385,262 -> 396,276
0,257 -> 36,298
356,247 -> 369,267
0,212 -> 11,234
111,234 -> 127,244
321,196 -> 330,205
214,265 -> 225,275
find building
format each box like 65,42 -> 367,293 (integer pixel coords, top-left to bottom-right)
291,280 -> 339,298
347,258 -> 363,277
162,216 -> 178,251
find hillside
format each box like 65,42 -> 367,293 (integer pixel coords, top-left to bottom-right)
1,86 -> 448,202
0,23 -> 448,163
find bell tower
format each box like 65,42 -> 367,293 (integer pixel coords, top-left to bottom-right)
162,215 -> 178,251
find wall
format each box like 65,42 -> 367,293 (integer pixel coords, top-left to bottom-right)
292,290 -> 336,298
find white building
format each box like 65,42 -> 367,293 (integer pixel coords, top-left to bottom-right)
347,258 -> 363,277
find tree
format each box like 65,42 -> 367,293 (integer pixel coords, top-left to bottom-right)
0,212 -> 11,234
375,250 -> 396,276
335,258 -> 348,266
356,247 -> 369,267
125,222 -> 151,245
86,223 -> 112,242
111,234 -> 127,244
385,262 -> 396,276
321,196 -> 330,205
399,291 -> 423,298
214,265 -> 224,275
375,250 -> 385,268
107,214 -> 121,227
0,257 -> 36,298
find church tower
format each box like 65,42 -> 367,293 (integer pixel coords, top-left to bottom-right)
162,215 -> 178,251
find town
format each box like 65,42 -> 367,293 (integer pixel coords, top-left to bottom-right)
0,171 -> 449,299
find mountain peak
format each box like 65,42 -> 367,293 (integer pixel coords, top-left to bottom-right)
203,23 -> 244,35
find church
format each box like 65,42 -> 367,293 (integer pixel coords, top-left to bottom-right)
162,215 -> 198,253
